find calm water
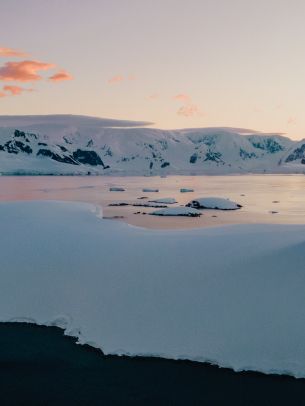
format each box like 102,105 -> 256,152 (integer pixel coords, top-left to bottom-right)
1,322 -> 305,405
1,175 -> 305,228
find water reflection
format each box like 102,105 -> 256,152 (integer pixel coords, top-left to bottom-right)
1,175 -> 305,228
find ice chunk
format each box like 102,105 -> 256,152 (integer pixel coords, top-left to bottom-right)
109,187 -> 125,192
180,188 -> 194,193
187,197 -> 242,210
142,188 -> 159,192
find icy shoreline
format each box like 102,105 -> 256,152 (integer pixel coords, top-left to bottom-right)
1,201 -> 305,378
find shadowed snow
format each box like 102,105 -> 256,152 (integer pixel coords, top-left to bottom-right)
1,201 -> 305,377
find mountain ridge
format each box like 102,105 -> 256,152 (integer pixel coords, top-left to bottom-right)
0,115 -> 304,175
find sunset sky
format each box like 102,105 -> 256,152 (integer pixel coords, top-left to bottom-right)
1,0 -> 305,139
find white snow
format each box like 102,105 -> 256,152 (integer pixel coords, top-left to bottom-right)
1,200 -> 305,377
149,198 -> 177,204
150,207 -> 202,216
187,197 -> 242,210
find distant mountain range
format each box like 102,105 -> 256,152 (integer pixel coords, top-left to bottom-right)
0,114 -> 304,175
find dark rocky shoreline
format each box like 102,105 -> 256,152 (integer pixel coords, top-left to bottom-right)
0,322 -> 305,405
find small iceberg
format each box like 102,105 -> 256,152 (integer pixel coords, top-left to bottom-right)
142,188 -> 159,192
150,207 -> 202,217
149,198 -> 177,204
180,188 -> 194,193
109,187 -> 125,192
187,197 -> 242,210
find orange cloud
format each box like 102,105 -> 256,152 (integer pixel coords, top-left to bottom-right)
173,93 -> 191,102
108,75 -> 124,84
49,70 -> 73,82
177,104 -> 202,117
0,60 -> 55,82
0,47 -> 28,58
3,85 -> 33,95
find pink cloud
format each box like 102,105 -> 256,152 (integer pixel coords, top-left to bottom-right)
49,70 -> 73,82
108,74 -> 136,84
0,47 -> 28,58
3,85 -> 33,95
108,75 -> 124,84
147,93 -> 159,100
0,91 -> 6,98
177,104 -> 202,117
287,116 -> 296,125
173,93 -> 191,102
0,60 -> 55,82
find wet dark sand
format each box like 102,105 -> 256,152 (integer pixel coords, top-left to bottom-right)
1,323 -> 305,405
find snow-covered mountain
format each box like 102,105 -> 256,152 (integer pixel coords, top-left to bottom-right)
0,114 -> 303,175
280,138 -> 305,170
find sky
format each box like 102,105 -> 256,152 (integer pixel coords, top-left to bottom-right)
1,0 -> 305,139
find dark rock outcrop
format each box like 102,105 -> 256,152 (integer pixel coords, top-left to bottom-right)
285,144 -> 305,163
15,141 -> 32,154
72,149 -> 105,166
190,153 -> 198,164
37,149 -> 78,165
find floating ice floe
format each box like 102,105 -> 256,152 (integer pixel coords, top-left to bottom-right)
142,188 -> 159,192
151,207 -> 202,217
109,187 -> 125,192
187,197 -> 242,210
180,188 -> 194,193
149,198 -> 177,204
